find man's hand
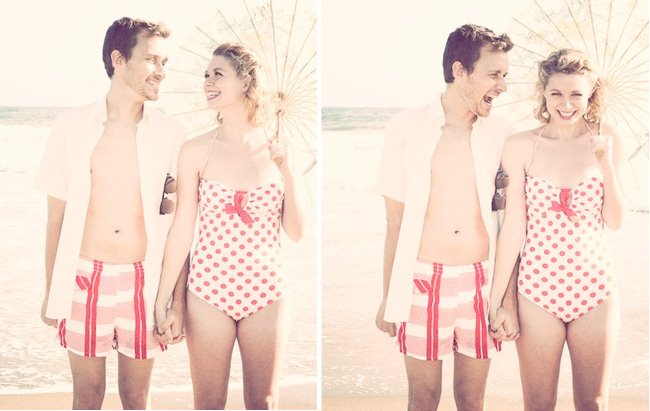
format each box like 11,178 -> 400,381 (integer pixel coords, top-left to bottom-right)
375,300 -> 396,337
154,305 -> 184,344
167,305 -> 185,344
41,295 -> 57,328
489,306 -> 520,341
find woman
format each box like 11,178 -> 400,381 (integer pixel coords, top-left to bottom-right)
154,42 -> 306,409
489,49 -> 628,410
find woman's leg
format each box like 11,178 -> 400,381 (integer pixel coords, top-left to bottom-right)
516,295 -> 567,411
566,291 -> 620,411
237,297 -> 289,410
185,292 -> 237,410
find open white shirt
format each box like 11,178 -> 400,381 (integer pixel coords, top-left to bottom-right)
34,99 -> 187,320
375,97 -> 512,322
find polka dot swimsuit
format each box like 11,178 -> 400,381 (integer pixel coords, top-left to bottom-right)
518,129 -> 614,322
188,131 -> 285,321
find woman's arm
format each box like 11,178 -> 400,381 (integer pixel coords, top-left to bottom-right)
597,123 -> 629,230
489,134 -> 529,317
154,141 -> 201,327
273,140 -> 307,241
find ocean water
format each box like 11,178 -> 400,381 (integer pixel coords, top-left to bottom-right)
322,106 -> 648,400
322,107 -> 400,131
0,106 -> 67,127
0,106 -> 316,395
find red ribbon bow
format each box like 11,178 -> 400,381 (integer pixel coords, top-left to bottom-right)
550,189 -> 577,221
225,192 -> 253,225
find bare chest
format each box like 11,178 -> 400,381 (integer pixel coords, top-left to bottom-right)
90,128 -> 140,186
430,135 -> 476,189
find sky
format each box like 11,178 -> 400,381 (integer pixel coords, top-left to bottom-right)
322,0 -> 528,107
4,0 -> 529,108
0,0 -> 221,107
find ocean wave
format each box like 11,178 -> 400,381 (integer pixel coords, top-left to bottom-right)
0,107 -> 68,127
322,107 -> 400,131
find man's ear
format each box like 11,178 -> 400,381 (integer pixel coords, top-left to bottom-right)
111,50 -> 125,72
452,61 -> 466,81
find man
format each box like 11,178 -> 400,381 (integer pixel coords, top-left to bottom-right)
374,24 -> 516,410
35,17 -> 187,409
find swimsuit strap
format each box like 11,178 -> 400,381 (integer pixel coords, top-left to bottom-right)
525,126 -> 546,175
200,128 -> 221,178
584,121 -> 596,136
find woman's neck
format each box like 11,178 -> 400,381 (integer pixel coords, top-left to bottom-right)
543,119 -> 592,141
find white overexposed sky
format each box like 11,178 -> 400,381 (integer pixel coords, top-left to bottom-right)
323,0 -> 529,107
3,0 -> 530,108
0,0 -> 224,107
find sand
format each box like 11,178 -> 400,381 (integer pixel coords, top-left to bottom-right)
0,382 -> 316,410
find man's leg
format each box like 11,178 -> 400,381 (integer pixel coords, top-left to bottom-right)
453,354 -> 490,411
404,356 -> 443,411
117,354 -> 155,409
68,352 -> 106,410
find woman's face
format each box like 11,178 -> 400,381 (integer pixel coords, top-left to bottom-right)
544,73 -> 593,125
204,55 -> 248,110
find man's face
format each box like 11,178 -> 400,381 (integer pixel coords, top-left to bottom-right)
120,33 -> 169,101
458,46 -> 509,117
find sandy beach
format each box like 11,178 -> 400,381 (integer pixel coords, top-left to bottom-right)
0,383 -> 316,410
322,127 -> 649,410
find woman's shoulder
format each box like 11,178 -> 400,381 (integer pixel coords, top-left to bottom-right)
182,129 -> 218,149
177,129 -> 217,162
505,127 -> 541,148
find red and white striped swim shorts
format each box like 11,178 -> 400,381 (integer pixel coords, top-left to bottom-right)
56,257 -> 166,359
396,259 -> 501,361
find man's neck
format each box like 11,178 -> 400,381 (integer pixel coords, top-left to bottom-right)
440,86 -> 477,128
105,85 -> 145,125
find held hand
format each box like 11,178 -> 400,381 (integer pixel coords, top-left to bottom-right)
375,301 -> 397,337
269,138 -> 292,175
154,305 -> 174,344
500,305 -> 520,341
489,306 -> 520,341
488,307 -> 507,341
591,134 -> 613,168
40,296 -> 57,328
167,306 -> 186,345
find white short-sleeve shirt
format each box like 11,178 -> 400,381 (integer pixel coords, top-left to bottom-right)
375,97 -> 512,322
34,99 -> 187,320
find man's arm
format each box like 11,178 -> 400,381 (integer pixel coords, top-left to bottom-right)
375,197 -> 404,337
42,196 -> 66,327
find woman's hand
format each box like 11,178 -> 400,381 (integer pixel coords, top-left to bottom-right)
269,137 -> 292,175
154,303 -> 185,345
591,134 -> 613,169
489,306 -> 520,341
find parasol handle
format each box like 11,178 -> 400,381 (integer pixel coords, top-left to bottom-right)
595,112 -> 604,159
272,108 -> 284,166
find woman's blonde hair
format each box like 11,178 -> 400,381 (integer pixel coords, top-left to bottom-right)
535,48 -> 604,124
213,42 -> 268,126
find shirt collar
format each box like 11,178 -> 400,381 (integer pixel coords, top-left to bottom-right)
425,93 -> 489,127
90,97 -> 156,125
